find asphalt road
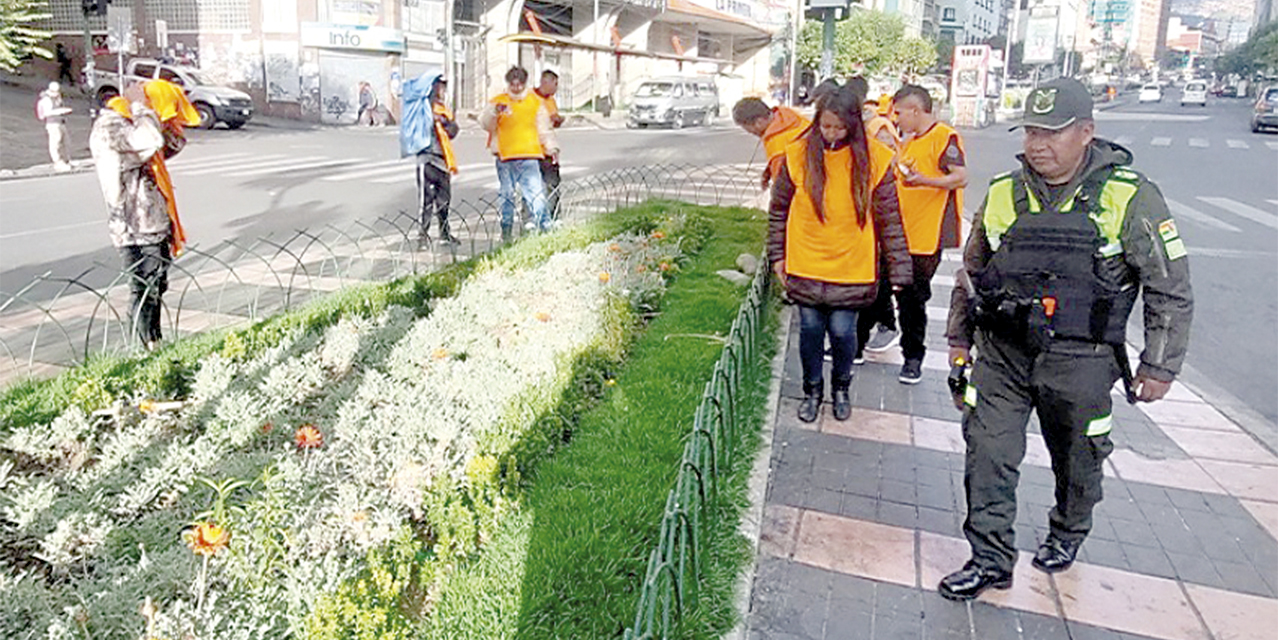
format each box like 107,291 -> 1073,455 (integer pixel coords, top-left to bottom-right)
1,96 -> 1275,427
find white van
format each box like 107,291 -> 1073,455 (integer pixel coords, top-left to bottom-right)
627,76 -> 719,128
1181,81 -> 1208,107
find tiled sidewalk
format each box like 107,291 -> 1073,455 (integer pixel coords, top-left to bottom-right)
742,271 -> 1278,639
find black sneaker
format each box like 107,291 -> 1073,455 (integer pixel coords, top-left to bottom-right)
899,358 -> 923,385
853,351 -> 865,365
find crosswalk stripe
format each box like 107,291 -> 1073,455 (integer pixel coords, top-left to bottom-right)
180,156 -> 326,176
1269,200 -> 1278,207
367,162 -> 496,184
167,151 -> 254,167
1113,136 -> 1134,145
1166,199 -> 1242,233
1268,141 -> 1278,151
1151,137 -> 1172,146
1226,139 -> 1249,149
320,159 -> 407,181
171,154 -> 290,173
223,158 -> 358,177
1197,196 -> 1278,230
1188,138 -> 1208,148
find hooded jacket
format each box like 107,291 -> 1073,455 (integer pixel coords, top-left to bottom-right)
946,139 -> 1193,382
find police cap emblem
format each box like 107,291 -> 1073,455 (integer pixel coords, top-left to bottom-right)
1031,88 -> 1058,114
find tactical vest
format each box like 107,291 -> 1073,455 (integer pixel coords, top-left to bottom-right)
972,167 -> 1141,348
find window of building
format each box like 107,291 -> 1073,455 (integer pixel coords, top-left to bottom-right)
943,7 -> 955,21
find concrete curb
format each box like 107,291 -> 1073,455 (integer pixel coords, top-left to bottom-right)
0,159 -> 95,181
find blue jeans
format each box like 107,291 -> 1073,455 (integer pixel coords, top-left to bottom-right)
798,305 -> 859,395
497,158 -> 549,231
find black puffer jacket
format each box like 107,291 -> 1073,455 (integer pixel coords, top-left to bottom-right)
766,155 -> 914,308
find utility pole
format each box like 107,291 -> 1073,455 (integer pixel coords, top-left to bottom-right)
1002,0 -> 1020,85
788,0 -> 801,104
444,0 -> 455,109
820,8 -> 835,79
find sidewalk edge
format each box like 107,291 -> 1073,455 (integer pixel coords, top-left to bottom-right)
725,302 -> 792,640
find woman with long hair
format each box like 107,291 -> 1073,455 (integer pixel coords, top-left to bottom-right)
767,83 -> 914,423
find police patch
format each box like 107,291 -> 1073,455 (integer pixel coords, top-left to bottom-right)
1164,237 -> 1187,260
1158,219 -> 1179,242
1031,89 -> 1058,114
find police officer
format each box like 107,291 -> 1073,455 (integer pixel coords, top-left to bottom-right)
938,78 -> 1193,601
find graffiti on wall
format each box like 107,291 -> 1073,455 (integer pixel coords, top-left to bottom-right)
265,41 -> 301,103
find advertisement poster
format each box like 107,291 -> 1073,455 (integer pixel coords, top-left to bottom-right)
1023,9 -> 1059,65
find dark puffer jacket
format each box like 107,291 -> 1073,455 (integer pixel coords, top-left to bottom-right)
766,155 -> 914,308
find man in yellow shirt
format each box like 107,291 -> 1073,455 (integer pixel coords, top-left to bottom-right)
480,66 -> 559,242
889,84 -> 968,384
731,97 -> 810,189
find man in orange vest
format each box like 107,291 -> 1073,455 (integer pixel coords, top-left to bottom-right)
534,69 -> 566,221
888,84 -> 968,384
731,97 -> 810,189
480,66 -> 559,242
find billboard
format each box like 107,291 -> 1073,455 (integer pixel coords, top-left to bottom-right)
1022,11 -> 1059,64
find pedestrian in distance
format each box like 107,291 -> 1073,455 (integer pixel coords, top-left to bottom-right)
55,43 -> 74,85
938,78 -> 1193,601
36,82 -> 73,171
90,80 -> 199,351
480,66 -> 559,243
767,83 -> 913,424
400,73 -> 461,248
534,69 -> 566,221
878,84 -> 968,384
356,81 -> 378,126
731,96 -> 810,190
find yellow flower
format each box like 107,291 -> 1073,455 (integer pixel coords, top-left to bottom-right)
182,522 -> 230,557
534,311 -> 552,322
598,272 -> 611,283
432,347 -> 450,360
605,379 -> 617,387
139,399 -> 156,414
294,424 -> 324,449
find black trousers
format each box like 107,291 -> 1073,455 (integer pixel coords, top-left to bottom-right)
120,243 -> 170,347
854,251 -> 941,360
540,157 -> 561,220
856,263 -> 897,352
416,159 -> 452,237
962,332 -> 1119,573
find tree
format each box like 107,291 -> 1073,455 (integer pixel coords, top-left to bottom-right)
0,0 -> 51,72
1216,21 -> 1278,77
795,9 -> 939,78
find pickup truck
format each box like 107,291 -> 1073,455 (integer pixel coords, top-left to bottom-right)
94,58 -> 254,129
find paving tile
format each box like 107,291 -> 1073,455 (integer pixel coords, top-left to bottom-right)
1211,558 -> 1276,597
760,504 -> 802,559
1121,544 -> 1176,579
878,501 -> 921,529
825,609 -> 872,638
808,487 -> 844,515
793,511 -> 917,587
824,408 -> 913,445
1160,427 -> 1278,466
1108,450 -> 1224,495
1197,460 -> 1278,502
917,484 -> 958,511
1024,433 -> 1055,469
1138,400 -> 1240,432
1019,611 -> 1071,640
912,416 -> 965,455
1240,499 -> 1278,542
1183,583 -> 1278,640
1112,520 -> 1162,549
1152,525 -> 1204,556
828,569 -> 878,606
970,603 -> 1031,640
1165,551 -> 1224,589
839,493 -> 880,521
919,589 -> 971,634
1055,560 -> 1210,640
881,478 -> 918,504
917,506 -> 961,538
1080,538 -> 1130,571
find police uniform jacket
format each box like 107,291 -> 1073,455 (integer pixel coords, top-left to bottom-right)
946,139 -> 1193,383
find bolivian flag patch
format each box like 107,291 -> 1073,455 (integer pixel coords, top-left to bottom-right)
1158,219 -> 1187,260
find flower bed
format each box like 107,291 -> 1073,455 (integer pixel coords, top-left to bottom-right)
1,206 -> 698,640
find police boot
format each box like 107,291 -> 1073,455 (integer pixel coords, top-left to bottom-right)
832,378 -> 852,421
798,383 -> 821,423
1032,535 -> 1082,574
938,561 -> 1013,601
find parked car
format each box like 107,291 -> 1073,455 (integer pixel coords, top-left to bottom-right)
1138,83 -> 1163,103
1252,85 -> 1278,133
93,58 -> 254,129
626,76 -> 719,129
1181,81 -> 1208,107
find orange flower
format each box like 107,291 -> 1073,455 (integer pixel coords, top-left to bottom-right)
260,421 -> 274,434
652,231 -> 666,239
183,521 -> 230,557
294,424 -> 324,449
636,264 -> 647,273
608,243 -> 622,252
535,311 -> 552,322
432,347 -> 449,360
598,272 -> 611,283
659,262 -> 671,272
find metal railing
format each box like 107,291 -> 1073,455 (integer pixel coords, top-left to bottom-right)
624,259 -> 771,640
0,163 -> 762,386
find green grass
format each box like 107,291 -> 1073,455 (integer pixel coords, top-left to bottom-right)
420,203 -> 779,639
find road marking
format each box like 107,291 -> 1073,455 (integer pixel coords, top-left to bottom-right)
1269,200 -> 1278,207
1197,196 -> 1278,230
1226,139 -> 1250,149
1096,113 -> 1210,122
170,154 -> 290,172
223,158 -> 358,177
321,159 -> 409,181
1151,137 -> 1172,146
1113,135 -> 1134,145
167,151 -> 254,167
1188,247 -> 1275,259
1188,138 -> 1209,148
1166,199 -> 1242,233
179,156 -> 327,176
0,220 -> 100,240
1268,141 -> 1278,151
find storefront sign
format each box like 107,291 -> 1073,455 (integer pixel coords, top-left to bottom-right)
301,22 -> 406,53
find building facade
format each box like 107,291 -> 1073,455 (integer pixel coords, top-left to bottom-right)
938,0 -> 1002,45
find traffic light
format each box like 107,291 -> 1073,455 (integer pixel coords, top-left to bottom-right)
81,0 -> 109,17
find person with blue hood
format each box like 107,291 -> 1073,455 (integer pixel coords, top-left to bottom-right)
401,73 -> 460,247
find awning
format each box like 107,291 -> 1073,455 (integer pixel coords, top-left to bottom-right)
659,0 -> 776,38
498,32 -> 731,65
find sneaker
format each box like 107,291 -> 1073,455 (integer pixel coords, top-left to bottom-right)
853,351 -> 865,365
899,358 -> 923,385
864,326 -> 900,353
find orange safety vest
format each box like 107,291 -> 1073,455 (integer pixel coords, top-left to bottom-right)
783,139 -> 895,285
865,115 -> 900,149
763,107 -> 810,179
432,102 -> 459,174
897,121 -> 964,255
490,92 -> 544,161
